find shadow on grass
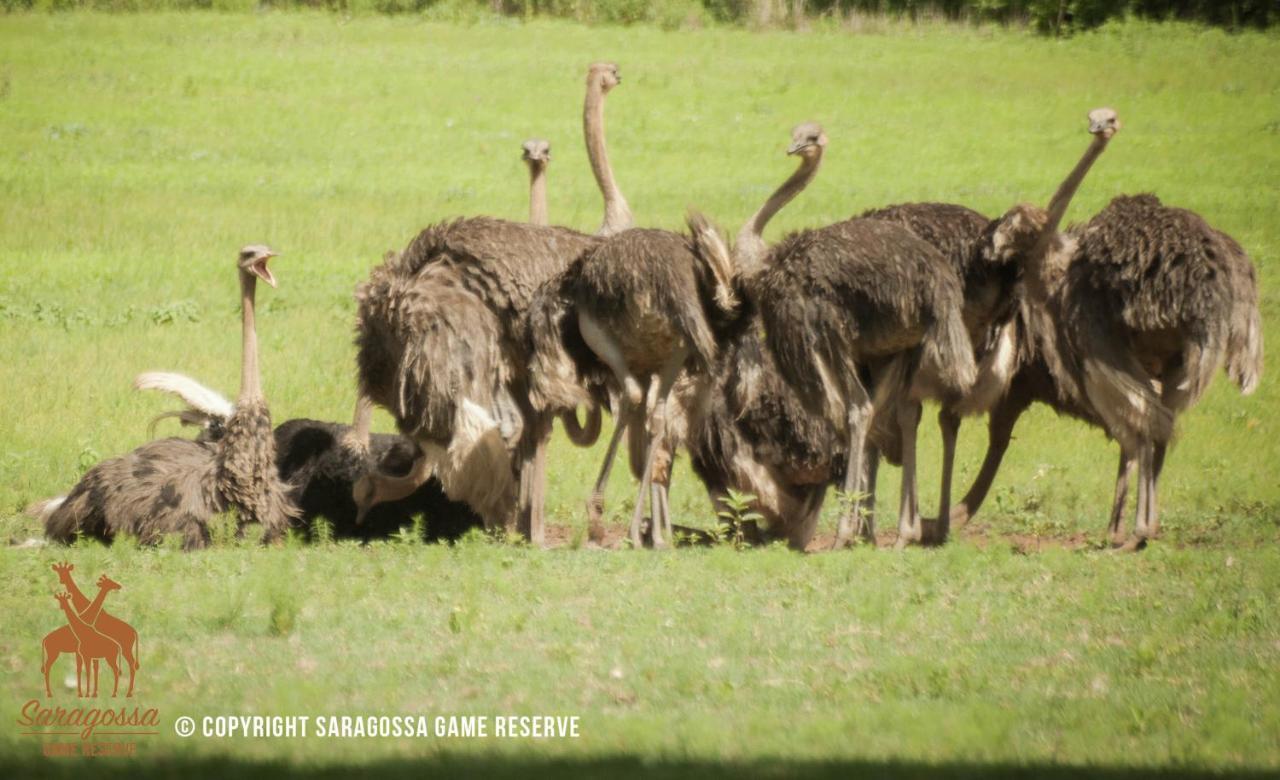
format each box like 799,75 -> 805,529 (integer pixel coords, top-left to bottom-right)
3,755 -> 1275,779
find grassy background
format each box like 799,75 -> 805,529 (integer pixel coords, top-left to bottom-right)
0,11 -> 1278,774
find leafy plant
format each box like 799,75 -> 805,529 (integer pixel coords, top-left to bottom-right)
715,489 -> 762,549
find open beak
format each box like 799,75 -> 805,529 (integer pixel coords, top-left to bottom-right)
250,252 -> 278,288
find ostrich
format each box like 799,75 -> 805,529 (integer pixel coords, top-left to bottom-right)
672,123 -> 839,549
733,145 -> 979,548
951,224 -> 1261,540
517,136 -> 606,541
969,179 -> 1262,547
829,109 -> 1126,546
39,246 -> 296,549
352,63 -> 626,541
686,314 -> 845,549
521,138 -> 551,227
851,203 -> 994,543
529,127 -> 742,550
131,372 -> 483,542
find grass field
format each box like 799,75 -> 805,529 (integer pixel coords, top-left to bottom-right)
1,11 -> 1279,776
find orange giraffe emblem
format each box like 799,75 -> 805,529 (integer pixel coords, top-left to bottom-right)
40,562 -> 139,697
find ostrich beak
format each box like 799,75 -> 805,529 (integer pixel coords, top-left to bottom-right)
786,140 -> 811,156
250,252 -> 278,288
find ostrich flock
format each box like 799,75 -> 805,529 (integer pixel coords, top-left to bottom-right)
28,62 -> 1263,554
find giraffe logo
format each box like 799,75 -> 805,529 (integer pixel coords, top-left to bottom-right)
41,562 -> 139,698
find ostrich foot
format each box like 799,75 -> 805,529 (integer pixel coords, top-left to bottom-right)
1113,534 -> 1149,553
586,516 -> 605,546
586,493 -> 606,543
894,524 -> 923,550
949,505 -> 972,528
831,512 -> 859,550
637,517 -> 670,550
918,517 -> 949,547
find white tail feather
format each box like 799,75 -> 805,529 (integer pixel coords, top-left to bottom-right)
24,496 -> 65,521
134,372 -> 234,419
687,210 -> 738,312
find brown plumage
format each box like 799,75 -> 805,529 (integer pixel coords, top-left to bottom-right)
353,65 -> 624,541
553,220 -> 740,549
42,246 -> 296,549
129,372 -> 482,541
687,313 -> 843,550
1040,192 -> 1260,545
937,111 -> 1260,546
752,215 -> 976,548
528,64 -> 737,549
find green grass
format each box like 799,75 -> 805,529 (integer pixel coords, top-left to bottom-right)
1,11 -> 1279,775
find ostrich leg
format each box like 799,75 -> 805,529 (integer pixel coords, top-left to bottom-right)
1116,443 -> 1152,552
629,347 -> 688,550
586,415 -> 628,540
894,399 -> 924,549
926,408 -> 961,545
857,445 -> 880,544
1136,442 -> 1158,543
832,381 -> 873,550
1107,453 -> 1135,545
951,390 -> 1032,526
518,413 -> 552,546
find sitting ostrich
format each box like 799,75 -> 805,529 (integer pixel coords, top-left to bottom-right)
132,372 -> 483,542
352,63 -> 627,542
528,123 -> 741,550
37,246 -> 296,549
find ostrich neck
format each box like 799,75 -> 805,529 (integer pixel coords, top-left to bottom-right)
528,163 -> 548,227
1043,133 -> 1109,238
239,270 -> 261,403
736,152 -> 821,273
1026,134 -> 1110,302
584,84 -> 631,235
351,394 -> 372,444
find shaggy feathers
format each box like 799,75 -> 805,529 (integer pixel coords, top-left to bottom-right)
755,218 -> 976,421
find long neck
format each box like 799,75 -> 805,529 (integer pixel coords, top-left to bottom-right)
58,573 -> 89,612
1026,133 -> 1111,301
81,586 -> 112,625
239,270 -> 261,403
528,162 -> 548,226
736,152 -> 821,274
584,82 -> 631,235
351,394 -> 372,446
1042,133 -> 1110,240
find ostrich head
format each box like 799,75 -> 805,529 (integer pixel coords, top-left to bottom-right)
521,138 -> 550,166
982,107 -> 1121,268
787,122 -> 827,161
238,245 -> 279,288
1088,107 -> 1120,139
587,62 -> 621,93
